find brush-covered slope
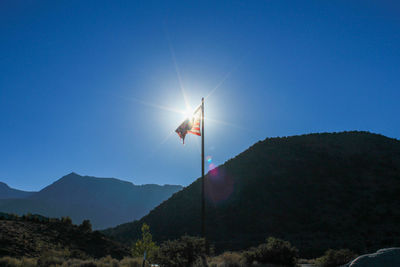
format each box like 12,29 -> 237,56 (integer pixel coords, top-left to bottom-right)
103,131 -> 400,257
0,182 -> 35,199
0,213 -> 129,259
0,173 -> 182,229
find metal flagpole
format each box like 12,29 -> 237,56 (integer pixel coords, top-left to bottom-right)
201,97 -> 207,252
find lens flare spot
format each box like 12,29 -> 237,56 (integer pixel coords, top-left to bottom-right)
206,156 -> 212,163
208,163 -> 218,176
205,168 -> 234,203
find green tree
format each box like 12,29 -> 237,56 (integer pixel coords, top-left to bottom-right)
131,223 -> 158,260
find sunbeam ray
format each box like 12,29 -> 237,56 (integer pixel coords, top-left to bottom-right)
117,95 -> 186,115
164,24 -> 191,111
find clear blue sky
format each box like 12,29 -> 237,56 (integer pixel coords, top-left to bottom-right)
1,1 -> 399,191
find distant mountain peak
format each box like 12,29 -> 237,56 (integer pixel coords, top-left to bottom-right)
56,173 -> 133,187
63,172 -> 81,178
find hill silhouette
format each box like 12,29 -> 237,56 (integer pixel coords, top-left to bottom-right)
0,182 -> 35,199
0,173 -> 182,229
103,131 -> 400,257
0,212 -> 129,259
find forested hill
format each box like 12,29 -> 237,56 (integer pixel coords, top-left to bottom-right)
103,131 -> 400,257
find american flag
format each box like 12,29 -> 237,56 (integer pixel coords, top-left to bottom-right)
175,105 -> 201,144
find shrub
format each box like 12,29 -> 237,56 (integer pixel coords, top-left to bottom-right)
192,256 -> 209,267
314,249 -> 357,267
220,252 -> 246,267
98,255 -> 120,267
20,257 -> 37,267
59,258 -> 97,267
76,262 -> 97,267
22,213 -> 32,221
61,216 -> 73,225
79,220 -> 92,232
70,259 -> 97,267
70,249 -> 89,260
208,252 -> 246,267
155,235 -> 206,267
120,257 -> 151,267
242,248 -> 257,265
243,237 -> 298,266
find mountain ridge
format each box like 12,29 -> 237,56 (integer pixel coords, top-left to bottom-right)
0,173 -> 183,229
0,182 -> 36,199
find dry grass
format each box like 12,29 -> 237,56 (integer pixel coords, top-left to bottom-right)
0,254 -> 304,267
0,247 -> 302,267
208,252 -> 247,267
0,256 -> 37,267
0,255 -> 150,267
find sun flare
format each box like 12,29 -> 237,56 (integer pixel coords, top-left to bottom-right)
184,108 -> 194,120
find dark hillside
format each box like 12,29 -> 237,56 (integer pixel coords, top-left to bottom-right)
103,131 -> 400,257
0,213 -> 129,259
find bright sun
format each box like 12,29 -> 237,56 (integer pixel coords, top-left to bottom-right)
184,109 -> 193,120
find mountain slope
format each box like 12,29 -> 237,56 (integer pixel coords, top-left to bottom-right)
103,131 -> 400,257
0,173 -> 182,229
0,213 -> 129,259
0,182 -> 35,199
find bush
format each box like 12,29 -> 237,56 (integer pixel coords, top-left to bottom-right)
99,255 -> 119,265
79,220 -> 92,232
20,257 -> 37,267
120,257 -> 146,267
243,237 -> 298,266
155,235 -> 206,267
208,252 -> 246,267
242,248 -> 257,265
192,257 -> 209,267
61,216 -> 73,225
62,258 -> 98,266
314,249 -> 357,267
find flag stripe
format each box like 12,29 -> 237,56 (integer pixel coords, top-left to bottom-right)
187,106 -> 201,136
